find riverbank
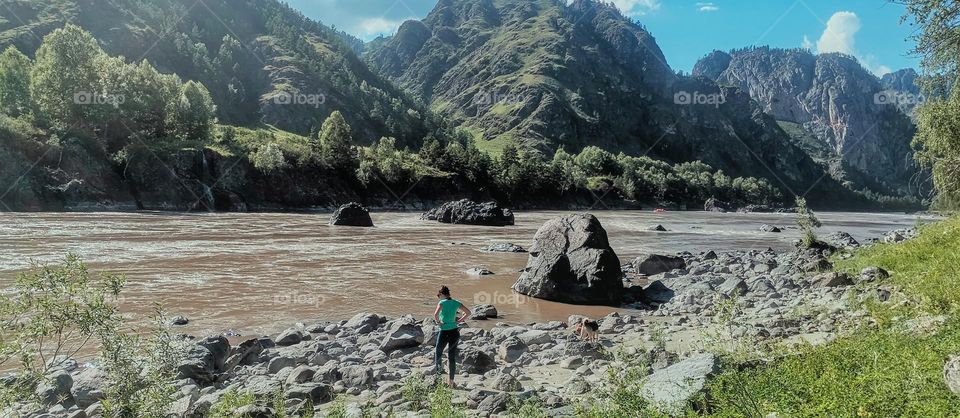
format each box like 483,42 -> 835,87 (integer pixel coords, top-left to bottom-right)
0,210 -> 927,340
5,217 -> 945,417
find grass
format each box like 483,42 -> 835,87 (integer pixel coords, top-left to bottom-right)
706,322 -> 960,417
700,216 -> 960,417
835,216 -> 960,316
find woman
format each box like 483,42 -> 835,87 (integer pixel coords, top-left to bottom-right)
433,285 -> 471,387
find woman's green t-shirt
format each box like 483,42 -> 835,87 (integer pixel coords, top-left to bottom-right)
438,299 -> 462,331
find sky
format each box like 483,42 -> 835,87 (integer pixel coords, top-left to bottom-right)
284,0 -> 921,76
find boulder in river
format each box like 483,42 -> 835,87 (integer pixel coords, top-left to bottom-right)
703,198 -> 729,213
759,224 -> 782,233
329,202 -> 374,227
512,214 -> 623,305
422,199 -> 515,226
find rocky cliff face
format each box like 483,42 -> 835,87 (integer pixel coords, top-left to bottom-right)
880,68 -> 924,117
693,47 -> 921,196
367,0 -> 851,201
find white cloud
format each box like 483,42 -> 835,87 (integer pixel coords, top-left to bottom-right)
609,0 -> 661,16
816,11 -> 859,55
357,17 -> 413,37
809,11 -> 891,76
696,2 -> 719,12
801,35 -> 813,50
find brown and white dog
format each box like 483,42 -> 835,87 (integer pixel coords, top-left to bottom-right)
571,318 -> 600,342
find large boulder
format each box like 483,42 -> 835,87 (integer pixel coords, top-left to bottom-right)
633,254 -> 686,276
176,336 -> 231,385
71,367 -> 108,408
422,199 -> 515,226
329,202 -> 374,227
460,347 -> 496,374
641,353 -> 717,416
35,370 -> 73,405
512,214 -> 623,305
380,319 -> 424,352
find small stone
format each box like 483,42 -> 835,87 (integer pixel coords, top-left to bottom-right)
813,272 -> 853,287
858,266 -> 890,283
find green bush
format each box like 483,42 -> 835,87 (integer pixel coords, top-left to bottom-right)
0,255 -> 183,416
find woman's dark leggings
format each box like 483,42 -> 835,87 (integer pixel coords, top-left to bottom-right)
434,328 -> 460,380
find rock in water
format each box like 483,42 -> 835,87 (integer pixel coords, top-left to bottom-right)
329,202 -> 374,227
480,243 -> 527,253
633,254 -> 686,276
703,198 -> 729,213
465,267 -> 494,276
422,199 -> 515,226
512,214 -> 623,305
759,224 -> 782,233
641,353 -> 717,416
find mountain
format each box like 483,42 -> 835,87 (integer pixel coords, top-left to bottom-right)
365,0 -> 856,201
881,68 -> 924,117
693,47 -> 922,198
0,0 -> 438,146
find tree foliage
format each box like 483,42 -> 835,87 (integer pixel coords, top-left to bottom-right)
900,0 -> 960,208
0,255 -> 183,416
318,111 -> 356,171
0,46 -> 33,116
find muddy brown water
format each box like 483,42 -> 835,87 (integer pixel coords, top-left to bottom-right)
0,210 -> 927,340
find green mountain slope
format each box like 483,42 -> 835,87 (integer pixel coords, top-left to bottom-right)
365,0 -> 858,203
0,0 -> 437,146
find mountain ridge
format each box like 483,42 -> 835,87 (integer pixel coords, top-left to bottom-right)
693,46 -> 924,198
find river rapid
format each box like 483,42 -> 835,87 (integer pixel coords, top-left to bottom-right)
0,210 -> 927,338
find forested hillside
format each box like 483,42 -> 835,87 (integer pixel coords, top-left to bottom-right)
0,0 -> 921,211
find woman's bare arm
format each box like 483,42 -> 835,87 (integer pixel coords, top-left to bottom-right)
433,303 -> 442,324
457,302 -> 471,322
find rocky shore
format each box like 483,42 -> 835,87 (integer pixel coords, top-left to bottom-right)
14,219 -> 918,418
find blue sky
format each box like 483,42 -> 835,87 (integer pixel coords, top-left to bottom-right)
285,0 -> 920,75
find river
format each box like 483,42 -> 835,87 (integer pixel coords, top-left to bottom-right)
0,210 -> 927,339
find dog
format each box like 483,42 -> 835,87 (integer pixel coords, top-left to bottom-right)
571,317 -> 600,343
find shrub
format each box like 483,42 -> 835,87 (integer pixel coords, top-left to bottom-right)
795,197 -> 822,247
